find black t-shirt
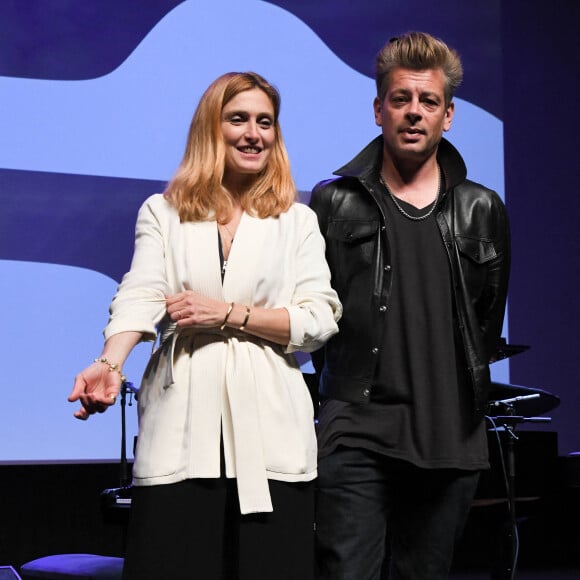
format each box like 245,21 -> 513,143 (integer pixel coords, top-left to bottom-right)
317,179 -> 488,470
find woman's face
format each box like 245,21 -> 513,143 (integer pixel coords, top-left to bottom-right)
221,88 -> 276,187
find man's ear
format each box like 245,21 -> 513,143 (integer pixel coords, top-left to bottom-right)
443,100 -> 455,132
373,96 -> 383,127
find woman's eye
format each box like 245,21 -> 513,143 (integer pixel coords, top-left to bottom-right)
229,115 -> 244,124
258,118 -> 273,129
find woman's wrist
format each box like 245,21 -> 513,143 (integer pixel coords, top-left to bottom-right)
94,356 -> 126,382
220,302 -> 235,330
239,306 -> 251,331
222,303 -> 252,331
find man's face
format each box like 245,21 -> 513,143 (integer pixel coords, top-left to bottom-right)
374,67 -> 454,165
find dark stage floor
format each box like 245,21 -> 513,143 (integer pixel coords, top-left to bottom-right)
450,569 -> 580,580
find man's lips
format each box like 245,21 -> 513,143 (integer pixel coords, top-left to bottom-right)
399,127 -> 426,142
400,127 -> 425,135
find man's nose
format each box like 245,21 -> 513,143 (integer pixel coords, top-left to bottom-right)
406,112 -> 421,125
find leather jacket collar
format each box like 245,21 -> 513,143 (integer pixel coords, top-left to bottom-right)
332,135 -> 467,193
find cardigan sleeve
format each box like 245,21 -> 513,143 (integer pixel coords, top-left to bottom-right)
104,194 -> 172,342
285,204 -> 342,353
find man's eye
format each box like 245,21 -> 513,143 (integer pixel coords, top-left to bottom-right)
422,100 -> 439,110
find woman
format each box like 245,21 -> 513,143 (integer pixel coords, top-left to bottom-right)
68,72 -> 341,580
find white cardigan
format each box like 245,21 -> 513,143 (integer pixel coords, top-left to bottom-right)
104,194 -> 341,513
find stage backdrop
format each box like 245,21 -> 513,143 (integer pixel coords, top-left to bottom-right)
1,0 -> 565,463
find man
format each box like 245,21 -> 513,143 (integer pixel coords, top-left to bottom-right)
310,32 -> 510,580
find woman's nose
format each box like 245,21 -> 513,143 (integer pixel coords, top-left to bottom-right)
244,121 -> 259,139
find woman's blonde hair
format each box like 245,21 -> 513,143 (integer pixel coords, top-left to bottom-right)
164,72 -> 296,222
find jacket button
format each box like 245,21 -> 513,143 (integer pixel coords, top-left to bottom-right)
371,347 -> 379,354
379,305 -> 387,313
363,388 -> 370,397
384,265 -> 391,271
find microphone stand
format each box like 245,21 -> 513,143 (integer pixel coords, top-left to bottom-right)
119,380 -> 138,488
101,380 -> 138,509
487,394 -> 552,580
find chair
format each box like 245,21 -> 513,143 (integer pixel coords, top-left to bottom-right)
0,565 -> 22,579
19,554 -> 123,580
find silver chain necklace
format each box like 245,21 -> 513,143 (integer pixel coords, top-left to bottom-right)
379,167 -> 441,221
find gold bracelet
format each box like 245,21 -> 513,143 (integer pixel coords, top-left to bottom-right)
220,302 -> 235,330
94,357 -> 127,383
239,306 -> 251,331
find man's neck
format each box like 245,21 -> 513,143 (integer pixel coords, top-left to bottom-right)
380,156 -> 440,209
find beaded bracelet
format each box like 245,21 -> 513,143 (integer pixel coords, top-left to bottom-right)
220,302 -> 235,330
239,306 -> 251,331
94,357 -> 127,383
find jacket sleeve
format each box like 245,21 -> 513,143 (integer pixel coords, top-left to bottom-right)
308,180 -> 333,242
477,194 -> 511,361
285,203 -> 342,354
105,195 -> 171,342
306,182 -> 336,373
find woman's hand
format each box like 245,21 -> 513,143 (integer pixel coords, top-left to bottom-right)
68,332 -> 141,420
166,291 -> 229,328
68,361 -> 121,420
166,291 -> 290,344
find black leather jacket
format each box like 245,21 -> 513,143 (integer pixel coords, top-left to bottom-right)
309,136 -> 510,420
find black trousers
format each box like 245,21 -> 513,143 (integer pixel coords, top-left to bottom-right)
122,477 -> 315,580
316,447 -> 480,580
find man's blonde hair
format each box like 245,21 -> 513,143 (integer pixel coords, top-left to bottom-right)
375,32 -> 463,105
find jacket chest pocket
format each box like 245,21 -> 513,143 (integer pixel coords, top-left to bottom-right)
455,235 -> 497,295
326,218 -> 379,277
455,236 -> 497,264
